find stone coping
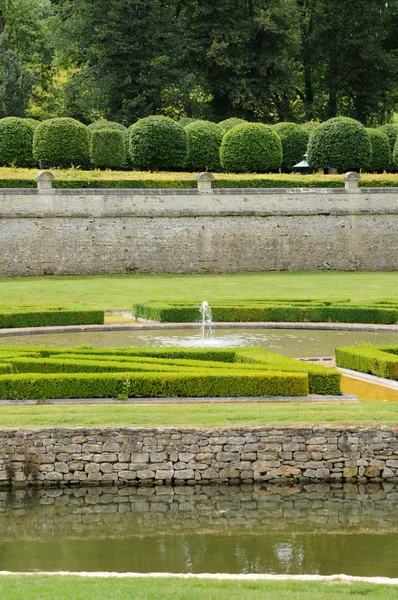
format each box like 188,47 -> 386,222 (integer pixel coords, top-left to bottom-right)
339,368 -> 398,390
0,320 -> 398,337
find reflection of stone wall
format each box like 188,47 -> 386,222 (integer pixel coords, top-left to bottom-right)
0,482 -> 398,542
1,188 -> 398,275
1,426 -> 398,487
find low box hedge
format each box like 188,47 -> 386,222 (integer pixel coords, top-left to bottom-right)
0,345 -> 343,399
335,344 -> 398,380
0,310 -> 104,329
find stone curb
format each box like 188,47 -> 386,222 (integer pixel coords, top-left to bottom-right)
339,368 -> 398,390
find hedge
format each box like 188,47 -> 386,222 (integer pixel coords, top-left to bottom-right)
0,310 -> 104,329
218,118 -> 247,132
0,117 -> 36,167
184,120 -> 223,171
129,116 -> 187,170
33,118 -> 90,168
335,344 -> 398,380
90,129 -> 126,169
0,346 -> 344,398
220,123 -> 282,173
133,300 -> 398,324
271,122 -> 309,172
366,128 -> 391,173
307,117 -> 371,171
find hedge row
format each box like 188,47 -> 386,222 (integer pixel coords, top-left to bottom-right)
0,310 -> 104,329
335,344 -> 398,380
133,300 -> 398,324
0,346 -> 342,398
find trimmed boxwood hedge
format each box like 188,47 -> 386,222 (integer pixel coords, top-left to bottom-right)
129,116 -> 187,170
271,122 -> 309,172
0,310 -> 104,329
0,117 -> 36,167
307,117 -> 371,172
220,123 -> 282,173
33,118 -> 90,168
0,346 -> 343,399
90,129 -> 126,169
184,120 -> 223,171
335,344 -> 398,380
365,128 -> 391,173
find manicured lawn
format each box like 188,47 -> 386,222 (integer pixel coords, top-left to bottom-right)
0,575 -> 397,599
0,401 -> 397,428
1,272 -> 398,310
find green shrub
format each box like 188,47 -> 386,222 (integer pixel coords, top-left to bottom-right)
218,118 -> 247,133
272,122 -> 309,171
393,137 -> 398,170
377,124 -> 398,154
184,120 -> 223,171
24,118 -> 40,129
302,121 -> 321,133
0,117 -> 36,167
220,123 -> 282,173
33,118 -> 90,168
87,120 -> 127,137
335,344 -> 398,380
0,310 -> 104,329
365,129 -> 391,173
179,117 -> 196,127
307,117 -> 371,171
129,116 -> 187,170
90,129 -> 126,169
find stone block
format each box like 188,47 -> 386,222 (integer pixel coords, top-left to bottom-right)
173,469 -> 195,480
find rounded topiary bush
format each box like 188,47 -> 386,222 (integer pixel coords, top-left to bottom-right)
129,116 -> 187,170
377,124 -> 398,154
365,128 -> 391,173
0,117 -> 36,166
33,117 -> 89,168
272,122 -> 309,171
218,118 -> 247,133
87,120 -> 127,138
302,121 -> 321,133
307,117 -> 371,171
220,123 -> 282,173
179,117 -> 196,127
184,120 -> 223,171
90,129 -> 126,168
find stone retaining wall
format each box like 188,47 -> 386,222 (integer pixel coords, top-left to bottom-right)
1,187 -> 398,274
1,426 -> 398,487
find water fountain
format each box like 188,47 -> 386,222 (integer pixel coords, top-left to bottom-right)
199,300 -> 213,340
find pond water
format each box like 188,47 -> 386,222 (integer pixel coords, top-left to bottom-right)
1,327 -> 398,358
0,483 -> 397,576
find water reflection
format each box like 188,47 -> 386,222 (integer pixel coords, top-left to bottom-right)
0,483 -> 397,576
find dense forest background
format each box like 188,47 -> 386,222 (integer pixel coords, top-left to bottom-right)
1,0 -> 397,126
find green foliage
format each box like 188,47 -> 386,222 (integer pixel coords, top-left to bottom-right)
393,137 -> 398,169
184,120 -> 223,171
307,117 -> 371,171
272,122 -> 309,171
33,118 -> 89,168
0,117 -> 35,166
129,116 -> 187,170
335,344 -> 398,380
218,118 -> 247,132
365,129 -> 391,172
0,310 -> 104,329
377,124 -> 398,153
87,120 -> 127,136
90,129 -> 126,169
302,121 -> 321,133
220,124 -> 282,173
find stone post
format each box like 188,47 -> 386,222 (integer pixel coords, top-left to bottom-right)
196,172 -> 214,194
36,171 -> 54,191
344,171 -> 360,193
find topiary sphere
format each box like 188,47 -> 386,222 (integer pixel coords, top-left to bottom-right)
24,118 -> 40,129
179,117 -> 196,127
184,120 -> 223,171
129,116 -> 187,170
0,117 -> 36,167
302,121 -> 321,134
307,117 -> 371,171
365,128 -> 391,173
272,122 -> 309,171
90,129 -> 126,168
220,123 -> 282,173
377,124 -> 398,153
33,117 -> 89,168
87,120 -> 127,138
218,118 -> 247,133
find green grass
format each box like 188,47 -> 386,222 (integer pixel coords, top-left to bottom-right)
1,272 -> 398,310
0,401 -> 397,428
0,575 -> 397,599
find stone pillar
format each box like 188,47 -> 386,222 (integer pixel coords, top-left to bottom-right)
36,171 -> 54,191
196,172 -> 214,194
344,171 -> 361,193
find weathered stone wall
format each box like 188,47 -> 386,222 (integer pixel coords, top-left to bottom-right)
1,426 -> 398,487
1,187 -> 398,275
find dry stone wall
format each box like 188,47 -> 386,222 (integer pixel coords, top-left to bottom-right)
1,426 -> 398,487
0,187 -> 398,275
